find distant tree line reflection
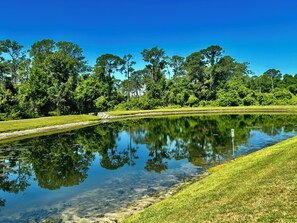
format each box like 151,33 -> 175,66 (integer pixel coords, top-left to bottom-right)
0,114 -> 296,202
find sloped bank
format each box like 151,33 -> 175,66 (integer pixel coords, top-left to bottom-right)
106,105 -> 297,119
121,136 -> 297,223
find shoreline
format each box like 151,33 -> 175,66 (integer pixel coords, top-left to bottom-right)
106,109 -> 296,120
60,172 -> 210,223
0,120 -> 101,142
1,106 -> 297,142
122,136 -> 297,223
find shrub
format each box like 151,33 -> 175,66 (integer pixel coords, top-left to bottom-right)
287,84 -> 297,95
288,96 -> 297,105
186,95 -> 199,107
256,93 -> 276,105
95,96 -> 108,111
243,95 -> 257,106
217,90 -> 241,106
272,88 -> 292,100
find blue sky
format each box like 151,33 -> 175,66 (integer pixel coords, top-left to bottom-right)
1,0 -> 297,75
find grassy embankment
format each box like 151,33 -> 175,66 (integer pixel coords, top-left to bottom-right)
1,105 -> 297,135
123,136 -> 297,223
0,115 -> 100,133
107,105 -> 297,116
0,106 -> 297,133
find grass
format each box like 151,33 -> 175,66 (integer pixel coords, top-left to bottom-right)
1,105 -> 297,136
0,115 -> 100,133
123,136 -> 297,223
107,105 -> 297,116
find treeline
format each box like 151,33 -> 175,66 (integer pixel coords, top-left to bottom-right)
1,39 -> 297,119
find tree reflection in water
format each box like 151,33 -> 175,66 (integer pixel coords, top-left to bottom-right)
0,145 -> 32,207
0,114 -> 296,194
27,135 -> 94,190
0,198 -> 5,207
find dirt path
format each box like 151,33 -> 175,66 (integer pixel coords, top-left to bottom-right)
0,120 -> 100,141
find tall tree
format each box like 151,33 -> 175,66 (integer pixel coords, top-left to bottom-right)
0,56 -> 9,82
200,45 -> 223,66
120,54 -> 136,100
28,40 -> 87,115
21,40 -> 57,116
44,51 -> 79,114
169,55 -> 185,79
56,41 -> 88,73
185,52 -> 206,84
130,70 -> 146,97
141,47 -> 167,83
0,39 -> 27,83
94,54 -> 123,103
263,68 -> 282,91
199,46 -> 224,98
94,54 -> 122,81
30,39 -> 55,66
75,75 -> 106,113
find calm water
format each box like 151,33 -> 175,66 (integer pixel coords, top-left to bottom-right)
0,114 -> 297,222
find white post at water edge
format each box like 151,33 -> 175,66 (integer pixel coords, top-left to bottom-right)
231,129 -> 235,157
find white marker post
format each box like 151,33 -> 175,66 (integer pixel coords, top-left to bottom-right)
231,129 -> 235,138
231,129 -> 235,157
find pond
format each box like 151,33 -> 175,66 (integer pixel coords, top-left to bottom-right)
0,114 -> 297,222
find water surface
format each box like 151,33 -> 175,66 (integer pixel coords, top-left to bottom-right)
0,114 -> 296,222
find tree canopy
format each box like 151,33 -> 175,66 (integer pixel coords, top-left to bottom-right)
0,39 -> 297,120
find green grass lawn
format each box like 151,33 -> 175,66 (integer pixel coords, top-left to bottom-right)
123,136 -> 297,223
0,115 -> 100,133
2,106 -> 297,134
107,105 -> 297,116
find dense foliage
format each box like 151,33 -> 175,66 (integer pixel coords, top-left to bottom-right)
1,39 -> 297,119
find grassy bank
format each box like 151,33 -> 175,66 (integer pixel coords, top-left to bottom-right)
1,105 -> 297,135
107,105 -> 297,116
0,115 -> 100,133
123,136 -> 297,223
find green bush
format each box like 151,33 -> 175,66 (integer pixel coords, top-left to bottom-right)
288,96 -> 297,105
176,93 -> 186,106
287,84 -> 297,95
114,97 -> 142,110
95,96 -> 108,111
243,94 -> 258,106
256,93 -> 276,105
217,90 -> 241,106
272,88 -> 292,100
186,95 -> 199,107
198,100 -> 218,107
198,100 -> 207,107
